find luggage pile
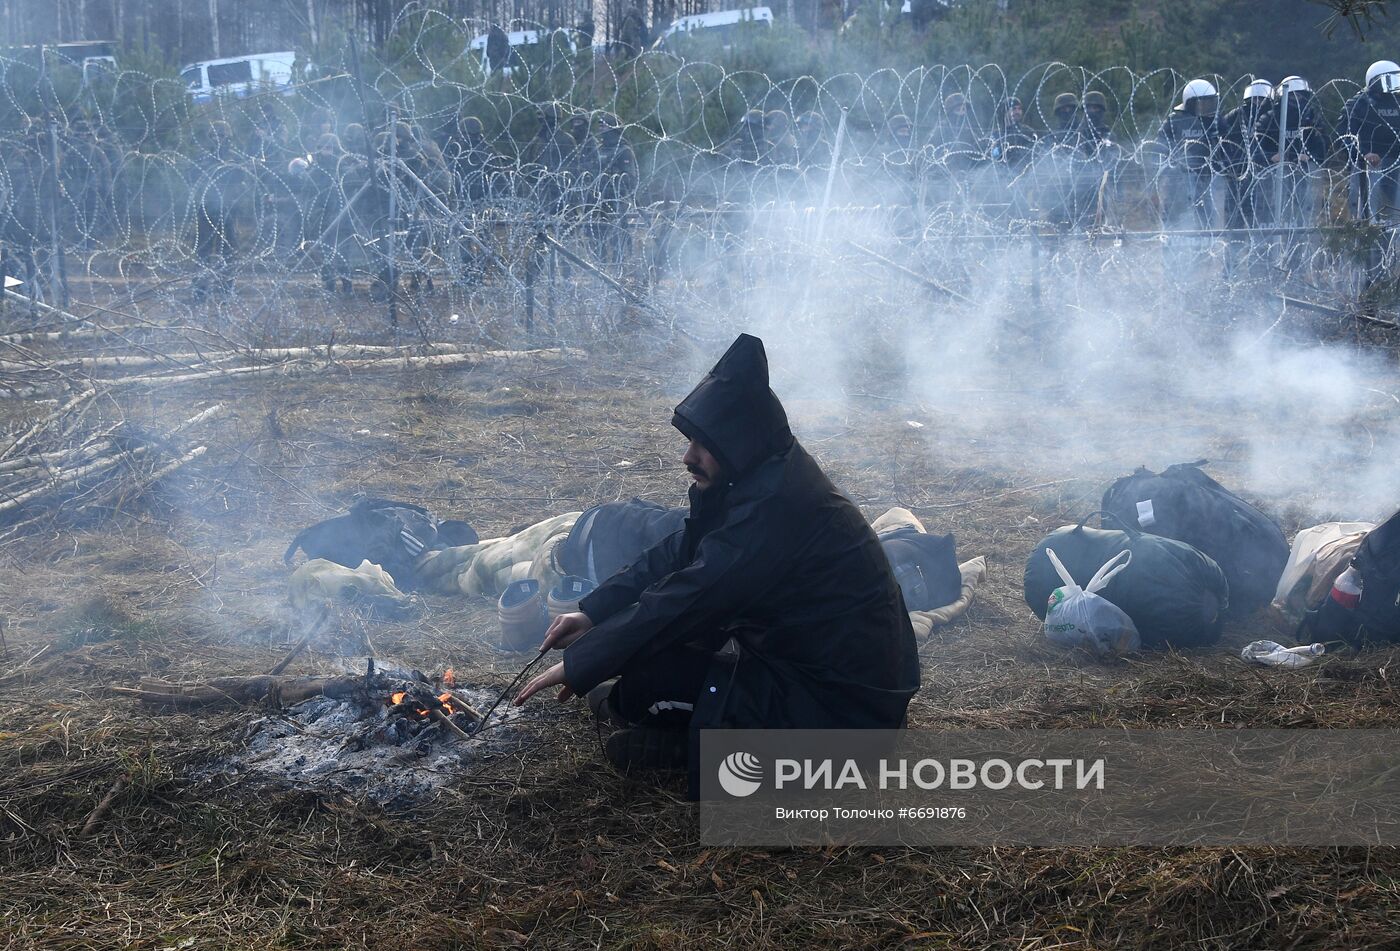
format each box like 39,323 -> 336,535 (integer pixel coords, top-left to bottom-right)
1025,461 -> 1290,653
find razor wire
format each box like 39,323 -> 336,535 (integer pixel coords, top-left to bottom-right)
1,11 -> 1397,352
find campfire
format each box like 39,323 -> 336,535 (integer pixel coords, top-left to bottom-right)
384,668 -> 482,737
128,661 -> 517,805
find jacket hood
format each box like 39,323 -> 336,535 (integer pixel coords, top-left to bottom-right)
672,333 -> 794,479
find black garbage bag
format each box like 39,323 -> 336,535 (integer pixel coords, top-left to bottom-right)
1101,460 -> 1288,615
1024,512 -> 1229,648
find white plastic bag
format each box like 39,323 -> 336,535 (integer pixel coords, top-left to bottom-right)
1042,548 -> 1141,655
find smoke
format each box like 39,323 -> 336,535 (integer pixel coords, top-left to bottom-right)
678,157 -> 1400,526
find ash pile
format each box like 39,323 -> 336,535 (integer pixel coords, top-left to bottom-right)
189,662 -> 527,807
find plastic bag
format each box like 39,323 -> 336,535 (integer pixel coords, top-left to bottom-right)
1240,639 -> 1325,668
1042,548 -> 1141,655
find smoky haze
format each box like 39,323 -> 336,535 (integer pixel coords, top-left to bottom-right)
683,161 -> 1400,524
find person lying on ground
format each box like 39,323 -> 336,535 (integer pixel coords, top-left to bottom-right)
512,333 -> 922,789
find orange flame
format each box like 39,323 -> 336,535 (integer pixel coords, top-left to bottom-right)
443,668 -> 455,688
386,689 -> 457,719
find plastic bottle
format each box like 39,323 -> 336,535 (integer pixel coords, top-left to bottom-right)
1240,640 -> 1326,668
1330,565 -> 1363,609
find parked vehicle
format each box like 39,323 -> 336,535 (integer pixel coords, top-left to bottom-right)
0,41 -> 116,86
466,28 -> 585,78
653,7 -> 773,52
180,51 -> 297,103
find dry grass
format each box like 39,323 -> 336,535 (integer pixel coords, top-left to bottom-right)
3,304 -> 1400,950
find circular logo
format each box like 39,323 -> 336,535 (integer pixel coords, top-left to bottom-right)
717,751 -> 763,798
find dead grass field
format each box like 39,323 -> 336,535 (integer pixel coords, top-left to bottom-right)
3,308 -> 1400,950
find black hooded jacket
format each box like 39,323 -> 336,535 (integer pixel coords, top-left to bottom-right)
562,334 -> 921,740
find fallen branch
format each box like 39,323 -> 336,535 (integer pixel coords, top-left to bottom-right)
0,405 -> 218,519
1280,293 -> 1400,329
0,445 -> 148,516
123,445 -> 206,498
0,388 -> 95,461
111,673 -> 376,708
0,343 -> 472,373
0,324 -> 140,345
98,348 -> 585,389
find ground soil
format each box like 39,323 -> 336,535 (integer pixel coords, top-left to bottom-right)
3,294 -> 1400,950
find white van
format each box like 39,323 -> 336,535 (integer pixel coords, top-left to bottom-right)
467,28 -> 584,78
655,7 -> 773,52
180,51 -> 297,103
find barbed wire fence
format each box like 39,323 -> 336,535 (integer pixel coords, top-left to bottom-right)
2,9 -> 1398,362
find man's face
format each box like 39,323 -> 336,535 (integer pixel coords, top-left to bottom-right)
1086,104 -> 1106,123
682,438 -> 722,490
1009,103 -> 1023,123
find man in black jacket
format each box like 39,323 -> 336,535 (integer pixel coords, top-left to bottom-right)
515,334 -> 921,778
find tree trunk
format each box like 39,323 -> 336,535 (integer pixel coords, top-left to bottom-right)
208,0 -> 220,57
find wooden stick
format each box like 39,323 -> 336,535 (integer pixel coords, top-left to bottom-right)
123,445 -> 206,498
442,687 -> 486,723
267,605 -> 330,676
428,704 -> 473,741
79,774 -> 128,837
846,240 -> 973,304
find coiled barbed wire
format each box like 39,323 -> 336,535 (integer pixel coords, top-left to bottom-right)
0,13 -> 1392,350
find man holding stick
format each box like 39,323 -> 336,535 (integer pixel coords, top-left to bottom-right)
515,334 -> 920,787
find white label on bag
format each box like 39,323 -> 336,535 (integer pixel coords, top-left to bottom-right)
1136,500 -> 1156,527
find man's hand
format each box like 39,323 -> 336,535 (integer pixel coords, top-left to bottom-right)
513,661 -> 572,705
541,611 -> 593,652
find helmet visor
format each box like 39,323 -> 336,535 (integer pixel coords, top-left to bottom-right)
1381,73 -> 1400,94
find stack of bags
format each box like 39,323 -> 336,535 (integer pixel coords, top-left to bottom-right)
1024,462 -> 1289,655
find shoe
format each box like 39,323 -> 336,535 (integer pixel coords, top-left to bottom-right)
548,575 -> 596,619
604,727 -> 688,772
497,579 -> 549,652
586,681 -> 626,728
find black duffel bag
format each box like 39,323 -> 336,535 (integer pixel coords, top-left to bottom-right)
1024,512 -> 1229,648
1101,460 -> 1287,615
1304,507 -> 1400,646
